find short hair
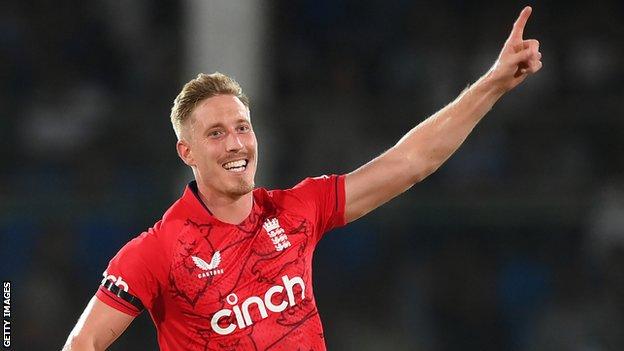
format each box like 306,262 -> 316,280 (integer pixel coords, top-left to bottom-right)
170,72 -> 249,139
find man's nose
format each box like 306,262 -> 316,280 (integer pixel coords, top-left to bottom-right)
225,132 -> 244,152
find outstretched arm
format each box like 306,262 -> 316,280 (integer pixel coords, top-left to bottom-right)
345,6 -> 542,222
62,296 -> 134,351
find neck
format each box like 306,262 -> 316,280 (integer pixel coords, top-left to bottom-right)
196,184 -> 253,225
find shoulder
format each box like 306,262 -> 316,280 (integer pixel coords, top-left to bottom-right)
118,197 -> 189,261
277,175 -> 340,197
264,175 -> 341,207
115,222 -> 165,265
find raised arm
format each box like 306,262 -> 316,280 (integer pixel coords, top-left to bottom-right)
62,296 -> 134,351
345,6 -> 542,222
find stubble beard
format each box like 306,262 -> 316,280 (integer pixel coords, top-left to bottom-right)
226,178 -> 255,197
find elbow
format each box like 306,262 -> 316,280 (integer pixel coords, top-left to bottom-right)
407,157 -> 441,184
418,163 -> 442,183
410,168 -> 434,184
62,334 -> 97,351
387,147 -> 442,186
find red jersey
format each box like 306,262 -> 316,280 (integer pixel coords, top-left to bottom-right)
96,175 -> 346,350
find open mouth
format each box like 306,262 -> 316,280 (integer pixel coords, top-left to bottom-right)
222,159 -> 248,173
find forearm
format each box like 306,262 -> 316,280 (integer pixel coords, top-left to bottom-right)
391,72 -> 505,181
344,6 -> 540,223
62,297 -> 133,351
345,73 -> 506,221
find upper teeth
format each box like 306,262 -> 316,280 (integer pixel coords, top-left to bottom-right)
223,160 -> 247,169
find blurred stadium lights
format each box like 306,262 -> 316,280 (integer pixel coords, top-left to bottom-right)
183,0 -> 272,103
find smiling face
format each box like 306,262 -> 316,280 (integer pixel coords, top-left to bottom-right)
177,95 -> 257,199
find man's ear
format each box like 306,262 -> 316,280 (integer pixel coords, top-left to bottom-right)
176,139 -> 195,166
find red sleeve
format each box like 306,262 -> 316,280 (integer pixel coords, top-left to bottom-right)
95,226 -> 163,316
290,174 -> 346,242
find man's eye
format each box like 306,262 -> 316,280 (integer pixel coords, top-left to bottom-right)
237,125 -> 250,132
208,131 -> 223,138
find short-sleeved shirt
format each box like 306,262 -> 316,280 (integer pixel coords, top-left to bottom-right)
96,175 -> 346,350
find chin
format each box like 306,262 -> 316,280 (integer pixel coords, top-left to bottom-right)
227,179 -> 255,197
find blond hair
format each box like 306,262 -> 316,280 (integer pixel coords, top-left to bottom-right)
170,72 -> 249,139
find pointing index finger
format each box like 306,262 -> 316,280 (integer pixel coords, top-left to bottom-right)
510,6 -> 532,40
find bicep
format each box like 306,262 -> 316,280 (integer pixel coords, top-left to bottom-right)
345,149 -> 422,223
64,296 -> 135,350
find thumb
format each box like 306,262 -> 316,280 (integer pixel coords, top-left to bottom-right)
508,47 -> 533,66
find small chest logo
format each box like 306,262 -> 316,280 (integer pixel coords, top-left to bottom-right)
263,218 -> 291,252
192,251 -> 224,278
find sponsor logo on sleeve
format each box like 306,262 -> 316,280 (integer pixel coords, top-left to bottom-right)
101,271 -> 129,292
100,271 -> 145,311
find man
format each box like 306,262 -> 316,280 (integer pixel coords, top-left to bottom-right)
63,6 -> 541,350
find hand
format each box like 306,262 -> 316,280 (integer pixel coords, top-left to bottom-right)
487,6 -> 542,93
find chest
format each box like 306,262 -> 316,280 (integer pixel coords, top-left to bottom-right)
166,211 -> 316,313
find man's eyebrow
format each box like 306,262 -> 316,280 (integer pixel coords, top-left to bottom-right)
203,119 -> 250,130
203,122 -> 225,130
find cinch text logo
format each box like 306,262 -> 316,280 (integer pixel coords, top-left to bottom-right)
211,274 -> 305,335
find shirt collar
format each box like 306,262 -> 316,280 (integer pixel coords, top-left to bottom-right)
181,181 -> 262,227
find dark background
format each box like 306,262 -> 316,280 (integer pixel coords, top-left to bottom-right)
1,0 -> 624,350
